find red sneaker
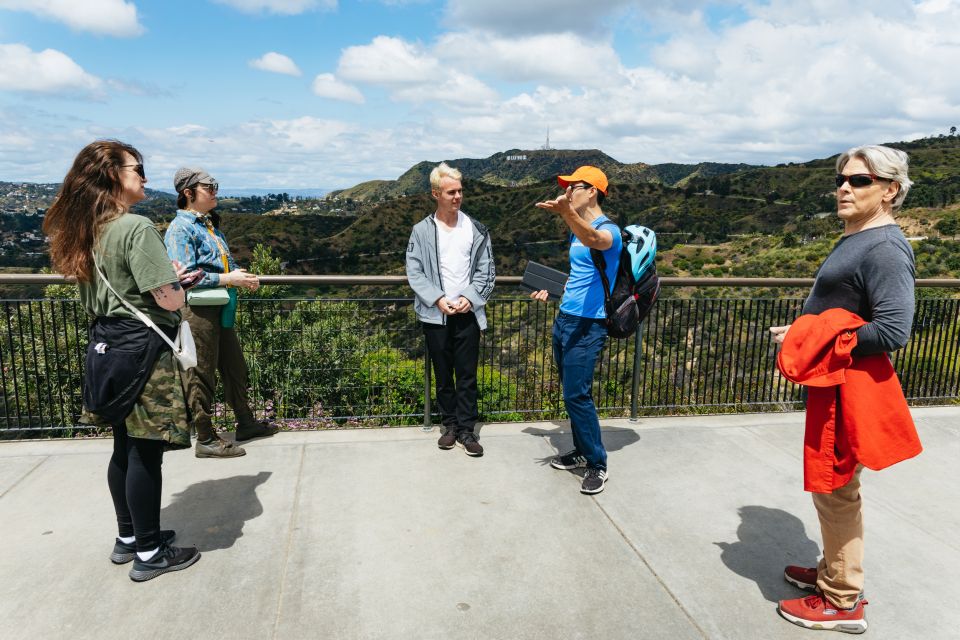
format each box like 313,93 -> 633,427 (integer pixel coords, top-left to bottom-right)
778,593 -> 868,634
784,565 -> 818,591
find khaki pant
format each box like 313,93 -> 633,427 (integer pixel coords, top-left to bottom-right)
181,305 -> 255,441
812,466 -> 864,609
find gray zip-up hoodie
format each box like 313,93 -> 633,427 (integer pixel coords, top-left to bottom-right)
405,211 -> 495,330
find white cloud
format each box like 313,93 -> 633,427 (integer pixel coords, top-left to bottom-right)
311,73 -> 365,103
337,35 -> 497,105
338,36 -> 440,85
436,31 -> 622,85
249,52 -> 302,76
0,0 -> 143,37
132,116 -> 412,188
391,70 -> 497,105
212,0 -> 336,14
0,44 -> 104,96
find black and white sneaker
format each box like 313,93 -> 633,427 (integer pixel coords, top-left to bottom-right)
110,529 -> 177,564
550,450 -> 587,470
457,432 -> 484,457
580,468 -> 608,494
128,542 -> 201,582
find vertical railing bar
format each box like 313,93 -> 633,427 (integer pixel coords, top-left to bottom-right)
15,303 -> 37,430
942,299 -> 960,397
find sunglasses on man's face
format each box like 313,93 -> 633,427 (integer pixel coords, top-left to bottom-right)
197,182 -> 219,194
121,163 -> 145,180
836,173 -> 888,189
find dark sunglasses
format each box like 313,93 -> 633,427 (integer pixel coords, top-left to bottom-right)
836,173 -> 889,188
196,182 -> 219,194
570,183 -> 593,191
121,163 -> 145,180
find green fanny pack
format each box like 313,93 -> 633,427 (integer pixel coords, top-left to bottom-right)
187,288 -> 230,306
187,287 -> 238,328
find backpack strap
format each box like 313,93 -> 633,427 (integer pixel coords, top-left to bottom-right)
589,221 -> 620,308
92,256 -> 180,352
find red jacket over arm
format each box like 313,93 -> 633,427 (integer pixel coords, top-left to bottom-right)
776,308 -> 922,493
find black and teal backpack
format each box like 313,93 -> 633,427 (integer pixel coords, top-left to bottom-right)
590,223 -> 661,339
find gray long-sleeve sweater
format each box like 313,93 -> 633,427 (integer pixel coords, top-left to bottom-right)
801,224 -> 915,355
405,212 -> 495,329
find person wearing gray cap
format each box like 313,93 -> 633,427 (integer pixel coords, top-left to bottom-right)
164,167 -> 279,458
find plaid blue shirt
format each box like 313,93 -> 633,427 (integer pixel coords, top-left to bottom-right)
163,210 -> 236,288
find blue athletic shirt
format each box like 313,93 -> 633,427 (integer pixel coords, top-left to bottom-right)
559,216 -> 621,319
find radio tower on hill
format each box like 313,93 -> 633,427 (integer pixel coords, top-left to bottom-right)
540,128 -> 552,150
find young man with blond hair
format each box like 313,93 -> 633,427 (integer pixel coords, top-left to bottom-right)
406,163 -> 495,456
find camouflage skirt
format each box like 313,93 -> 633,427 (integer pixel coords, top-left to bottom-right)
85,350 -> 191,450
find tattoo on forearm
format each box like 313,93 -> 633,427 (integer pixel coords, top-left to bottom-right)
171,282 -> 182,291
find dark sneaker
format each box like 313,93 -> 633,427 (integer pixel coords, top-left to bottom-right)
437,429 -> 458,450
784,565 -> 818,591
128,543 -> 201,582
195,437 -> 246,458
778,593 -> 868,634
550,450 -> 587,470
457,432 -> 484,457
236,420 -> 279,442
110,530 -> 177,564
580,467 -> 608,494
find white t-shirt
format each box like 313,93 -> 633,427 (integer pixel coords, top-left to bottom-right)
435,211 -> 473,301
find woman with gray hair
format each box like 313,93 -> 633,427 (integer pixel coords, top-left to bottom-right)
769,145 -> 920,634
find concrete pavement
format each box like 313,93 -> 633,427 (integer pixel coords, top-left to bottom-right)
0,407 -> 957,639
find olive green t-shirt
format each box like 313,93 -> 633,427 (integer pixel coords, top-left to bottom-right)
79,213 -> 180,327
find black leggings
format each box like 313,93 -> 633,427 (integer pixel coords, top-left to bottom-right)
107,424 -> 165,551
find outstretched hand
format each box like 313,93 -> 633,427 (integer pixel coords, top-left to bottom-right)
535,187 -> 576,216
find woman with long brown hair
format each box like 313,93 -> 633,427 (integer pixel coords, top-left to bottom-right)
44,140 -> 201,582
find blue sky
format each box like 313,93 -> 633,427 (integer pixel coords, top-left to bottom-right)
1,0 -> 959,189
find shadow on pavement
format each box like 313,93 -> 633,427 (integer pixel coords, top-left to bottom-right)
161,471 -> 272,552
523,420 -> 641,466
715,505 -> 821,603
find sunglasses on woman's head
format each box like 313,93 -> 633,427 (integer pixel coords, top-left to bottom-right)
121,163 -> 145,179
836,173 -> 888,188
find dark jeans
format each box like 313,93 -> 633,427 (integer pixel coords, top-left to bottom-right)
423,314 -> 480,433
181,305 -> 256,441
107,423 -> 165,551
552,312 -> 608,469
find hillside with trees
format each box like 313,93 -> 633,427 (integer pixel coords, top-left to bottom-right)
4,134 -> 960,293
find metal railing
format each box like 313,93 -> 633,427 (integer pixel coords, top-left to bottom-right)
1,276 -> 959,437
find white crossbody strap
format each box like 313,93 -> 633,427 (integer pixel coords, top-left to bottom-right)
93,258 -> 182,353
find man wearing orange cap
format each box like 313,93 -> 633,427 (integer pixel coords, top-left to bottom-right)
531,166 -> 621,494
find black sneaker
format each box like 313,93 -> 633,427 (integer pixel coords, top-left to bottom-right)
128,542 -> 201,582
550,450 -> 588,470
581,468 -> 608,494
457,432 -> 484,457
437,429 -> 458,450
110,530 -> 177,564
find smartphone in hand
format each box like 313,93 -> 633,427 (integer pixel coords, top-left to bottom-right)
179,269 -> 204,289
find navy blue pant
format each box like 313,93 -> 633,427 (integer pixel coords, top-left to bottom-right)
552,312 -> 608,469
423,314 -> 480,433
